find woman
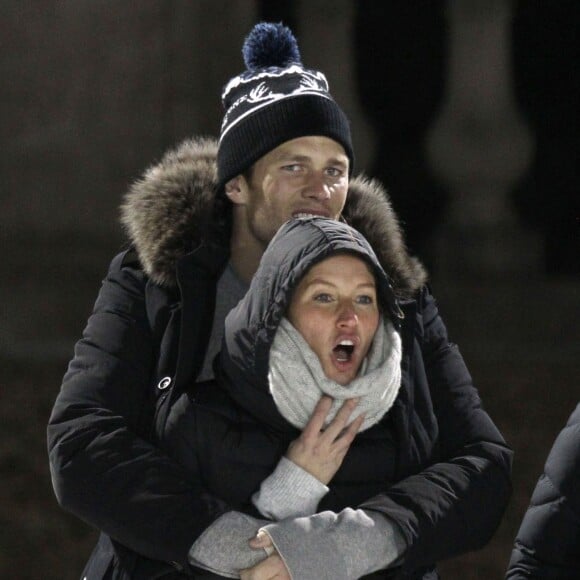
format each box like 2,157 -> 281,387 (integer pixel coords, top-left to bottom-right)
160,217 -> 513,579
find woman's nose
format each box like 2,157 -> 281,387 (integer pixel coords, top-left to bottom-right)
337,304 -> 358,327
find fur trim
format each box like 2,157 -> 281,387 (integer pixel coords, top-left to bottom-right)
120,138 -> 220,287
342,175 -> 427,298
120,137 -> 427,296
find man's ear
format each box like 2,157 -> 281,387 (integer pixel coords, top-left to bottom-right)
224,175 -> 248,205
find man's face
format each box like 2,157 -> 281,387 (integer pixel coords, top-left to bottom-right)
227,136 -> 349,249
287,254 -> 380,385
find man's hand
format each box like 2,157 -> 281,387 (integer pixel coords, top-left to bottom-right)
240,532 -> 290,580
286,396 -> 364,485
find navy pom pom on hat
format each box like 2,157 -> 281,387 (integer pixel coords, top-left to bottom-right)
217,22 -> 354,188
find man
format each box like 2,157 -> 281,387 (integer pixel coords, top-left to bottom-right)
223,135 -> 350,283
47,22 -> 364,577
48,22 -> 511,579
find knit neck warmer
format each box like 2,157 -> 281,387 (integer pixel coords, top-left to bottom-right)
268,317 -> 402,432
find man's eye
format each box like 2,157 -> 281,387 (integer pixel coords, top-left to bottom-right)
282,164 -> 302,173
314,293 -> 333,303
326,167 -> 344,177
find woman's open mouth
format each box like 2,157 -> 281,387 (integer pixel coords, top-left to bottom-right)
328,337 -> 362,384
332,340 -> 355,363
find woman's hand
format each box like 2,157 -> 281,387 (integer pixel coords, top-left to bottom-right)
286,395 -> 364,485
240,532 -> 290,580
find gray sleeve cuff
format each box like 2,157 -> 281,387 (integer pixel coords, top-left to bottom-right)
261,508 -> 407,580
188,511 -> 271,578
252,456 -> 329,519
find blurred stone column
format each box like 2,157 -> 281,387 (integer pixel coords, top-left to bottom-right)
298,0 -> 373,170
0,0 -> 255,240
426,0 -> 541,278
0,1 -> 256,360
173,1 -> 256,139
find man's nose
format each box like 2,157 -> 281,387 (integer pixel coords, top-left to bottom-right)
304,172 -> 331,200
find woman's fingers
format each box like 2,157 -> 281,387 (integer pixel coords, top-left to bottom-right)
301,395 -> 333,439
320,397 -> 359,442
286,396 -> 362,484
240,554 -> 290,580
334,412 -> 366,452
249,530 -> 273,549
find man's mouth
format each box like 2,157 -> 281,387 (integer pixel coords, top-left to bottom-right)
292,209 -> 330,219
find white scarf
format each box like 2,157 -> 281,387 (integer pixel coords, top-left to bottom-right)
268,317 -> 402,432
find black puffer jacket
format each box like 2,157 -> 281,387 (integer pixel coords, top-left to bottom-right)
506,403 -> 580,579
47,138 -> 512,579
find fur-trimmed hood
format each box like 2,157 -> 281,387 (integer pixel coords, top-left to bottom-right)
120,137 -> 427,298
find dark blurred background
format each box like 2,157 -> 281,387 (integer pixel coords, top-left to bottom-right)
1,1 -> 578,578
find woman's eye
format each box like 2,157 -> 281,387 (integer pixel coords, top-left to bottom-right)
356,295 -> 374,305
314,293 -> 333,303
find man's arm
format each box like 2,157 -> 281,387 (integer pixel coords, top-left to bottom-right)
47,254 -> 229,571
357,286 -> 513,573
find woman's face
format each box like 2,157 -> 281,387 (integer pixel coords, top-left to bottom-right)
287,254 -> 380,385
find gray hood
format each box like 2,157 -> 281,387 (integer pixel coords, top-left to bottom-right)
219,217 -> 403,433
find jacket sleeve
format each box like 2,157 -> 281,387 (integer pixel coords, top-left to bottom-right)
360,286 -> 513,573
506,404 -> 580,579
47,252 -> 230,571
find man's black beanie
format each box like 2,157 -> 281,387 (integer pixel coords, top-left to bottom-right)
217,22 -> 354,188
